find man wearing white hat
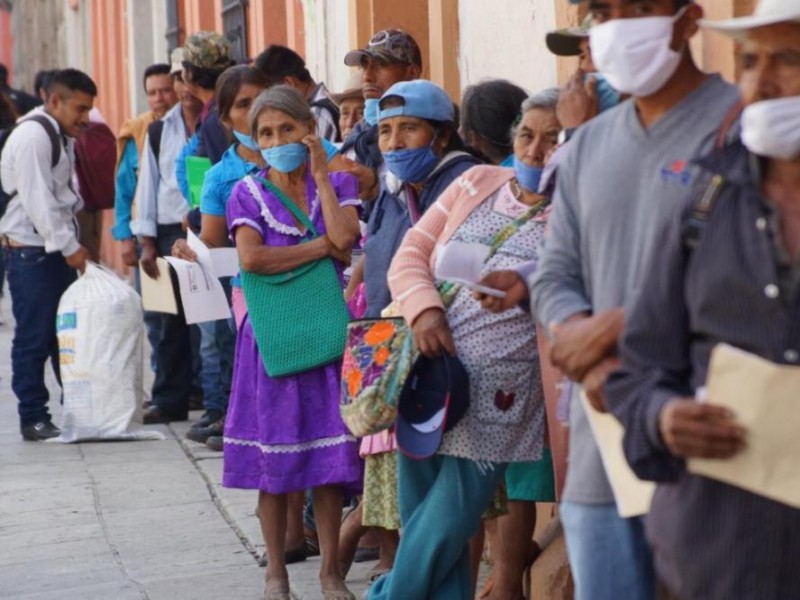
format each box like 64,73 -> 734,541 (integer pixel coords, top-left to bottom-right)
606,1 -> 800,598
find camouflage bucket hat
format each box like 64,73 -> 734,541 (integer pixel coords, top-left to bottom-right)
170,47 -> 185,75
344,29 -> 422,69
183,31 -> 233,70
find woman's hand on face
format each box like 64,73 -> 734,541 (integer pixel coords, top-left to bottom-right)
302,134 -> 329,179
412,308 -> 456,358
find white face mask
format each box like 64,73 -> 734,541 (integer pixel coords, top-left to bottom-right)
741,96 -> 800,161
589,7 -> 688,98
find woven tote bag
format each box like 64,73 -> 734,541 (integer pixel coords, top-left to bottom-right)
241,176 -> 349,377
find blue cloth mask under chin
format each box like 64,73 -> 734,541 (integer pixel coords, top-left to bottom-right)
513,156 -> 544,193
383,143 -> 440,184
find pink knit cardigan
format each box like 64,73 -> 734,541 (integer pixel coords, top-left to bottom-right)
387,164 -> 515,326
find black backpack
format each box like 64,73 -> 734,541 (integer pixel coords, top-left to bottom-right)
0,115 -> 61,218
310,97 -> 341,143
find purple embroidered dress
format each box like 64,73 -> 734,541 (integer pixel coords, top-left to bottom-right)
223,168 -> 363,495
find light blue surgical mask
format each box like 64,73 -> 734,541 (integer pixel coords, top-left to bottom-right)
364,98 -> 380,126
261,142 -> 308,173
383,142 -> 440,184
513,156 -> 544,193
585,73 -> 622,113
232,130 -> 260,152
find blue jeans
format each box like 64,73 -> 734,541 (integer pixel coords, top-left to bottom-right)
369,454 -> 506,600
560,501 -> 656,600
197,315 -> 235,413
5,247 -> 76,427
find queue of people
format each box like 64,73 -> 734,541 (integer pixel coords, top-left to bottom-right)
0,0 -> 799,598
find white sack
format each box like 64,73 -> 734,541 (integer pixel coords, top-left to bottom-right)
52,263 -> 163,442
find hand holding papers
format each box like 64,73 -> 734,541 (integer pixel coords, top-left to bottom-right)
140,231 -> 235,324
140,258 -> 179,314
580,391 -> 655,517
434,241 -> 507,298
688,344 -> 800,508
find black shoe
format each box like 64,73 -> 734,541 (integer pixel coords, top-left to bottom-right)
21,420 -> 61,441
188,389 -> 204,411
186,417 -> 225,444
190,409 -> 224,430
205,435 -> 223,451
143,406 -> 188,424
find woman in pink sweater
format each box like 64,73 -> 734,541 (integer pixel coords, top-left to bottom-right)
368,90 -> 560,600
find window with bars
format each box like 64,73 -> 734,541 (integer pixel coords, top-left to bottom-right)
222,0 -> 248,64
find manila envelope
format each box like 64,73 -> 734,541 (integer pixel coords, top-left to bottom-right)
688,344 -> 800,508
581,392 -> 655,518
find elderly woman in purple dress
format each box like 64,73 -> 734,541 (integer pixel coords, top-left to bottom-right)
223,85 -> 362,600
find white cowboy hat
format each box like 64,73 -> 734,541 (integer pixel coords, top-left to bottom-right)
701,0 -> 800,39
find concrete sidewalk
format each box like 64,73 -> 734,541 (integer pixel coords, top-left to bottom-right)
0,293 -> 373,600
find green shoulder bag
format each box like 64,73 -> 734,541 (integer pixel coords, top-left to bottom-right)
241,176 -> 349,378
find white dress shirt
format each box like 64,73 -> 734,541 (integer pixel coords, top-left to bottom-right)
130,103 -> 191,238
0,108 -> 82,256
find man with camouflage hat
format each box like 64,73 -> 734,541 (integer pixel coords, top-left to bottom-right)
180,31 -> 235,166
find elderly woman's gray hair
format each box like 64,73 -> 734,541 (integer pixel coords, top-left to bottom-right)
511,87 -> 560,139
249,84 -> 314,138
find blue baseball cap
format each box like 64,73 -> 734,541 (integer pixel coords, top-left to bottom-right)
395,354 -> 470,460
378,80 -> 455,124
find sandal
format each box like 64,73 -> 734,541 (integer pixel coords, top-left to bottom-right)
368,568 -> 391,583
257,545 -> 308,567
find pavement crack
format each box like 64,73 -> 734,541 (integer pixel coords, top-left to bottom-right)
78,444 -> 151,600
166,423 -> 261,563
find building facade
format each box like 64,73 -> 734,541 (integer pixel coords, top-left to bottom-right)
2,0 -> 754,270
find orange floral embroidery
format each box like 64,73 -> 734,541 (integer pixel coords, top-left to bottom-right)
347,369 -> 362,397
374,346 -> 390,366
363,321 -> 395,346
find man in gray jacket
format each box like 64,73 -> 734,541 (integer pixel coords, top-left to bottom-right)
529,0 -> 740,598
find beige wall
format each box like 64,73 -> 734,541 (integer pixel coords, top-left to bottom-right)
458,0 -> 558,96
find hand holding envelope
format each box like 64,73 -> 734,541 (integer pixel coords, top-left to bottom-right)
688,344 -> 800,509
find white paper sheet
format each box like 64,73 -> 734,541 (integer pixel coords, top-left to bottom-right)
164,256 -> 231,325
139,257 -> 178,314
434,241 -> 507,298
688,344 -> 800,508
187,230 -> 239,278
580,392 -> 655,518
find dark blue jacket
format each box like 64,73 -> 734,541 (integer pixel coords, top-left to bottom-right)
363,152 -> 482,318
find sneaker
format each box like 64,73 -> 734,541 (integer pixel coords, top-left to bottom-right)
186,416 -> 224,444
21,420 -> 61,441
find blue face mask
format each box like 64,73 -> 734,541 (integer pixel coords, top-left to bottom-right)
261,142 -> 308,173
364,98 -> 380,126
585,73 -> 622,113
232,130 -> 260,152
383,143 -> 440,184
513,156 -> 544,193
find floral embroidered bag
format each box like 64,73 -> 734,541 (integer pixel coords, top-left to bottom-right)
340,317 -> 416,437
